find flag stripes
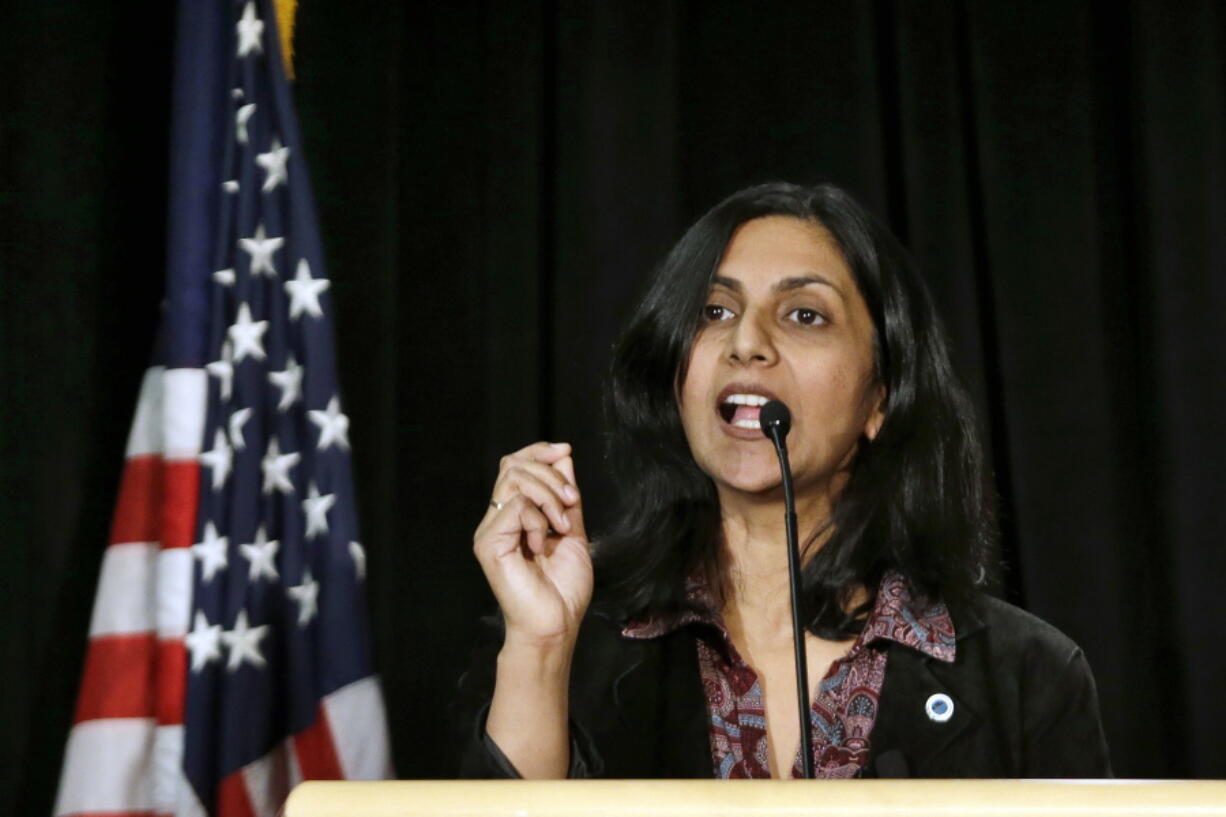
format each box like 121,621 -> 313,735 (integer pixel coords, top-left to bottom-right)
56,367 -> 207,817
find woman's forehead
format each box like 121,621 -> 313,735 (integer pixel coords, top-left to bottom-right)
714,216 -> 854,297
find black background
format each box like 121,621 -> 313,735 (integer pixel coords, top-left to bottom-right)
4,2 -> 1225,812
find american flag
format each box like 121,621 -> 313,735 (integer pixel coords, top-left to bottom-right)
53,2 -> 392,815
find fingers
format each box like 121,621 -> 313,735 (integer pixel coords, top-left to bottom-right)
551,455 -> 587,540
475,494 -> 549,562
474,441 -> 587,566
492,460 -> 577,533
486,441 -> 578,517
504,440 -> 572,469
496,443 -> 576,500
517,497 -> 552,555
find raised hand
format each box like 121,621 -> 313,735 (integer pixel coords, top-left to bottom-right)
472,441 -> 593,648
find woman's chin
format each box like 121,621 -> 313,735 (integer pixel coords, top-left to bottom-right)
712,470 -> 787,500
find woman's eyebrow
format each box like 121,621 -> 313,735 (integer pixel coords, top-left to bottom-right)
773,274 -> 842,297
712,274 -> 843,297
711,273 -> 843,299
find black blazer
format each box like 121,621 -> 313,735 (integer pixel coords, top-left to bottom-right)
454,593 -> 1111,778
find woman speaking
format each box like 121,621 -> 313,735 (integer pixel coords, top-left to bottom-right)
455,182 -> 1110,779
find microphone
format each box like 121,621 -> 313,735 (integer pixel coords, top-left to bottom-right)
760,400 -> 791,437
760,399 -> 814,780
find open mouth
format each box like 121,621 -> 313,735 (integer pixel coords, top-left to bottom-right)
718,393 -> 769,430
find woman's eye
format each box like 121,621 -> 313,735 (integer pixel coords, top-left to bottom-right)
702,304 -> 735,322
787,307 -> 827,326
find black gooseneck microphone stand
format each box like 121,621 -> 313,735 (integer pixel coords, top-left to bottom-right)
760,400 -> 814,779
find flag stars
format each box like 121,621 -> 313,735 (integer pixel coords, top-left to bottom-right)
223,180 -> 240,194
213,268 -> 235,286
236,103 -> 256,144
228,407 -> 253,450
239,526 -> 280,582
303,482 -> 336,539
228,303 -> 269,362
268,354 -> 304,412
261,438 -> 300,495
199,429 -> 233,490
309,397 -> 350,451
287,569 -> 320,627
207,342 -> 235,401
349,541 -> 367,581
185,611 -> 223,672
221,610 -> 269,671
239,224 -> 283,278
285,259 -> 330,320
256,137 -> 290,192
236,2 -> 264,59
192,521 -> 229,582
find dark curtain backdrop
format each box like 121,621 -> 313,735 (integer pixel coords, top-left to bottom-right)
5,2 -> 1225,812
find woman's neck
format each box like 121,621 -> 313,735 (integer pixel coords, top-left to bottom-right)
714,487 -> 832,639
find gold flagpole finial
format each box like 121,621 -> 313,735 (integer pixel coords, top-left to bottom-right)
273,0 -> 298,79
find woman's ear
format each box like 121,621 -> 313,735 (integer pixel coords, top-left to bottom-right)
864,385 -> 886,441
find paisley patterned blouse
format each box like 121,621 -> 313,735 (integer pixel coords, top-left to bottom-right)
623,572 -> 956,778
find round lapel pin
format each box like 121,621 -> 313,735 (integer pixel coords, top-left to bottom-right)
925,693 -> 954,723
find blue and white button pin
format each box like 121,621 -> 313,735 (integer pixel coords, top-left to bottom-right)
925,693 -> 954,723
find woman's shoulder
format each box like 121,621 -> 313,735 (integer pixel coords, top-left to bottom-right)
949,591 -> 1087,666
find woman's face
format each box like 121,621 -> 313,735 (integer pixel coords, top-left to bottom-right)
678,215 -> 885,502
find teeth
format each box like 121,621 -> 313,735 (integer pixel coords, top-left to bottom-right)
733,419 -> 761,429
723,393 -> 770,406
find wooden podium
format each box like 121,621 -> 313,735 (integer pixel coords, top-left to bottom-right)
286,779 -> 1226,816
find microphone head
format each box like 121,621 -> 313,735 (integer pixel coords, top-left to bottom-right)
760,400 -> 791,438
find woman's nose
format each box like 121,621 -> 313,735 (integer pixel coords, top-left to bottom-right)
727,312 -> 777,365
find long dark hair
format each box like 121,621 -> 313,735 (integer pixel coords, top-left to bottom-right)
595,181 -> 996,639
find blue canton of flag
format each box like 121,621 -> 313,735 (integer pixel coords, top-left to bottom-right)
186,2 -> 392,815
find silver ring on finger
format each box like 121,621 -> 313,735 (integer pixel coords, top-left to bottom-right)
489,498 -> 505,511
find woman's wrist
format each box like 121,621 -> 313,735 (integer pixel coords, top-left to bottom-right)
488,632 -> 575,779
498,631 -> 576,680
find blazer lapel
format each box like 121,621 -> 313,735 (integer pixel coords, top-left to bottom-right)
574,618 -> 711,777
872,601 -> 988,774
657,628 -> 715,777
608,627 -> 711,777
883,649 -> 978,754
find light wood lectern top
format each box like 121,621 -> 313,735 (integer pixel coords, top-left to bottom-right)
286,779 -> 1226,817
